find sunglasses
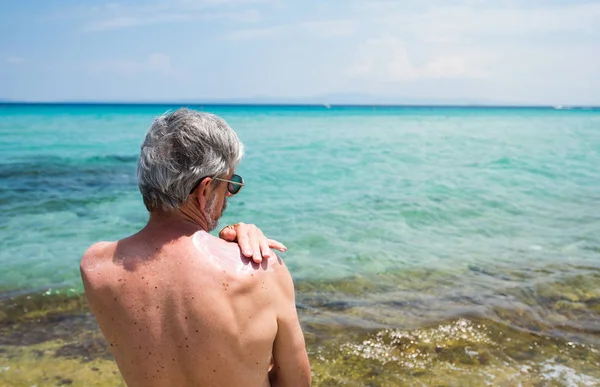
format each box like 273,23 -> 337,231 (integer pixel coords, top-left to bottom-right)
189,174 -> 244,196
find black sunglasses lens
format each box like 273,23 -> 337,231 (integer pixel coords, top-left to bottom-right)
231,174 -> 243,184
229,174 -> 243,195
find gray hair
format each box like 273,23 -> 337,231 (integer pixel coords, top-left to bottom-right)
137,108 -> 244,212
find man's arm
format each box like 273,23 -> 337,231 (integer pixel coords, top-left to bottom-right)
269,262 -> 311,387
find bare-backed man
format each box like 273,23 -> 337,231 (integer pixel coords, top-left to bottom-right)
80,108 -> 311,387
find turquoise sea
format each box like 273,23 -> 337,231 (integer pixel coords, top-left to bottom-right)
1,104 -> 600,386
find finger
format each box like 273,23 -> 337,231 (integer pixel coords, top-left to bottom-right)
250,228 -> 262,264
259,239 -> 271,260
267,239 -> 287,252
219,225 -> 237,242
236,230 -> 254,258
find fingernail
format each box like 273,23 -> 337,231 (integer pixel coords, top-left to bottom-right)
245,249 -> 252,256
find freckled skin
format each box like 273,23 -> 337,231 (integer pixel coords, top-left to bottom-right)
80,230 -> 310,387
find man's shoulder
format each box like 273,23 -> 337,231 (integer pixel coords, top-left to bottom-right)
80,241 -> 117,275
210,242 -> 291,291
265,252 -> 289,274
268,253 -> 294,289
251,252 -> 295,298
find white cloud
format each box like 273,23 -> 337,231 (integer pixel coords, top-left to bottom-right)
341,1 -> 600,103
87,17 -> 140,31
6,57 -> 24,64
83,0 -> 265,31
347,36 -> 488,81
300,20 -> 356,37
86,14 -> 191,31
354,1 -> 600,41
224,27 -> 276,40
23,0 -> 600,104
89,53 -> 171,76
423,55 -> 487,79
224,19 -> 356,40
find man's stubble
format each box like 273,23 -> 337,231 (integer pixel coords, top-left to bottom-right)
205,193 -> 227,232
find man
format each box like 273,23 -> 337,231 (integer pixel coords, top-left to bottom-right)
80,108 -> 311,387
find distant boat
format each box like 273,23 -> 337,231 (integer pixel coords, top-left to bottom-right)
323,103 -> 331,109
553,105 -> 563,110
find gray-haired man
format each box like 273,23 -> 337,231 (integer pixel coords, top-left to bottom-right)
80,108 -> 311,387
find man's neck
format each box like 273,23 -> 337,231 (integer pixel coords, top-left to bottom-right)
144,210 -> 208,239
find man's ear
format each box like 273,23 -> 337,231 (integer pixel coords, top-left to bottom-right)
196,177 -> 213,211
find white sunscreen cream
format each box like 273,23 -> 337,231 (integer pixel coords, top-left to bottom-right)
192,231 -> 276,273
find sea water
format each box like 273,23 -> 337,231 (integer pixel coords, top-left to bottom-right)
1,104 -> 599,384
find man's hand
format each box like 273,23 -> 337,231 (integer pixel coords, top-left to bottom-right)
219,223 -> 287,264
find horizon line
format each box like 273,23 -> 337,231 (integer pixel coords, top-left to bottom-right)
1,101 -> 599,109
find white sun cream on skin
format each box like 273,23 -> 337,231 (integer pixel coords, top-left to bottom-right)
192,231 -> 275,273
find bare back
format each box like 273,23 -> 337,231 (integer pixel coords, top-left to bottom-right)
81,230 -> 309,387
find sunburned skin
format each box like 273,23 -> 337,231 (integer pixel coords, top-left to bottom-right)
192,231 -> 277,273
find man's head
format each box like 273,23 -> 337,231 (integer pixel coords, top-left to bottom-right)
137,108 -> 244,230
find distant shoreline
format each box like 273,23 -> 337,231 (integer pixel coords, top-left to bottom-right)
1,101 -> 599,109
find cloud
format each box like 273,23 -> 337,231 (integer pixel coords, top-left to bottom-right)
86,14 -> 191,31
346,36 -> 488,81
224,27 -> 277,40
223,20 -> 356,40
89,53 -> 171,76
6,57 -> 24,64
300,20 -> 356,37
83,1 -> 264,31
17,0 -> 600,104
341,0 -> 600,103
354,1 -> 600,41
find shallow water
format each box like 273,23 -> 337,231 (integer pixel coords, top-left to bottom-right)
1,290 -> 599,386
1,104 -> 599,385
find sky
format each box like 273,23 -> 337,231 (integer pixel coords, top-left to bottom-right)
1,0 -> 599,105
